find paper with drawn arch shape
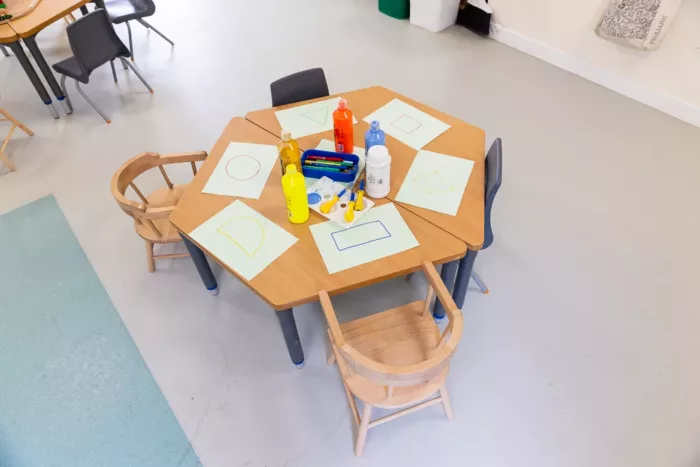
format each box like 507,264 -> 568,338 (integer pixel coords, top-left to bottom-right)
310,203 -> 419,274
190,200 -> 298,281
202,142 -> 279,199
395,149 -> 474,216
274,97 -> 358,139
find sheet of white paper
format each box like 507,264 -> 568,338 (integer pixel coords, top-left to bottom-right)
189,200 -> 298,281
395,150 -> 474,216
202,142 -> 279,199
312,139 -> 366,187
275,97 -> 358,139
363,99 -> 451,150
310,203 -> 419,274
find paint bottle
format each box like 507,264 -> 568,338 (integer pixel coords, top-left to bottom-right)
277,130 -> 301,175
365,145 -> 391,199
281,164 -> 309,224
364,121 -> 385,157
333,98 -> 354,154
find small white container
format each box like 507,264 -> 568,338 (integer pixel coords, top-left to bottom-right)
410,0 -> 460,33
366,145 -> 391,199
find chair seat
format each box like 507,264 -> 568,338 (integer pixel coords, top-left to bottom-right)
332,301 -> 448,409
134,184 -> 186,243
52,57 -> 89,83
104,0 -> 155,23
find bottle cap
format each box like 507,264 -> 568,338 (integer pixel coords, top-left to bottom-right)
337,98 -> 347,110
286,164 -> 298,174
281,130 -> 292,141
370,120 -> 380,131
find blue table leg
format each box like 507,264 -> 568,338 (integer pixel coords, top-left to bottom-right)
22,35 -> 72,115
452,250 -> 479,309
433,260 -> 459,321
180,234 -> 218,295
6,41 -> 58,118
276,308 -> 305,368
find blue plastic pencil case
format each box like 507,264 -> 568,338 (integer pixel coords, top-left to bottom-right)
301,150 -> 359,183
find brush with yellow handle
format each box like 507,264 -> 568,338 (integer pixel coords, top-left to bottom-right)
344,193 -> 356,222
354,180 -> 365,211
320,165 -> 365,214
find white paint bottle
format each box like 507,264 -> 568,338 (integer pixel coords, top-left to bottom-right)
365,145 -> 391,199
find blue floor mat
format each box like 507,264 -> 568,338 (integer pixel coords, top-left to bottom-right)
0,195 -> 200,467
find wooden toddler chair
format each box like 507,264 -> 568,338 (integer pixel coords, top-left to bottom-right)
111,151 -> 207,272
320,260 -> 464,456
0,108 -> 33,172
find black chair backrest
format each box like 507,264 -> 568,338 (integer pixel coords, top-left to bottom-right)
483,138 -> 502,250
270,68 -> 330,107
67,9 -> 130,76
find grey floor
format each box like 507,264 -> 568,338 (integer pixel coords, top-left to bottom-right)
1,0 -> 700,466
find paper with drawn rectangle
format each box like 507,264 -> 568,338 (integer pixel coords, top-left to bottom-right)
310,203 -> 419,274
202,142 -> 279,199
189,200 -> 297,281
363,99 -> 451,150
275,97 -> 358,139
395,150 -> 474,216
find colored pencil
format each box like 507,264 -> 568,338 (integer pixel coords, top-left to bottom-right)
307,155 -> 351,164
304,160 -> 354,168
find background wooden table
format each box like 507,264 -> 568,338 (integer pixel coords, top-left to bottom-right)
0,24 -> 17,44
245,86 -> 486,250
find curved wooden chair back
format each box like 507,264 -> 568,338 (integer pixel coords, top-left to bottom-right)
111,151 -> 206,241
320,260 -> 463,391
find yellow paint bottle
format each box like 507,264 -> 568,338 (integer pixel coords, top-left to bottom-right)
281,164 -> 309,224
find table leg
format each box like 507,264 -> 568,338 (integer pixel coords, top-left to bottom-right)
1,45 -> 9,57
5,41 -> 59,118
22,35 -> 72,115
451,250 -> 479,310
433,260 -> 459,321
275,308 -> 305,368
179,233 -> 219,295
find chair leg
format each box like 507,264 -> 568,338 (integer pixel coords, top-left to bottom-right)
326,337 -> 336,365
0,150 -> 16,172
110,60 -> 118,83
355,403 -> 372,456
60,75 -> 73,113
440,384 -> 453,420
1,45 -> 9,57
75,80 -> 111,124
145,241 -> 155,272
0,108 -> 33,136
125,21 -> 134,62
136,19 -> 174,45
119,58 -> 154,93
471,272 -> 489,294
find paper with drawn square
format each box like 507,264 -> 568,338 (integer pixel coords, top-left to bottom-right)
310,203 -> 419,274
395,150 -> 474,216
190,200 -> 298,281
202,142 -> 279,199
363,99 -> 451,150
275,97 -> 358,139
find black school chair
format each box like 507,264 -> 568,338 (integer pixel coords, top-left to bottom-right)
103,0 -> 174,63
52,9 -> 153,124
270,68 -> 330,107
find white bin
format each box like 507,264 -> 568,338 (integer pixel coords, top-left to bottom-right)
410,0 -> 461,32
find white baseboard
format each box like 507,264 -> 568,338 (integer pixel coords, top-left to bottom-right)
489,24 -> 700,128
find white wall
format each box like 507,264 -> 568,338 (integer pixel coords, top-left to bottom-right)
489,0 -> 700,126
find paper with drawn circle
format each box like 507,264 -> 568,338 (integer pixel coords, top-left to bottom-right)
395,150 -> 474,216
189,200 -> 298,281
202,142 -> 279,199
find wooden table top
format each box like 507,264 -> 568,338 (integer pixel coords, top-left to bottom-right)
8,0 -> 88,37
0,24 -> 18,43
245,86 -> 486,250
170,117 -> 467,310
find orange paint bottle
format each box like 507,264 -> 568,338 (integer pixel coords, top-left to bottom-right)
333,98 -> 354,153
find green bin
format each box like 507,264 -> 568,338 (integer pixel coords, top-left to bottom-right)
379,0 -> 410,19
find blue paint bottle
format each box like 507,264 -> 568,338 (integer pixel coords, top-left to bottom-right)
364,120 -> 386,157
